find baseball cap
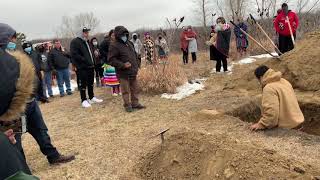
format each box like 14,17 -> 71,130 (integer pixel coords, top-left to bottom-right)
82,27 -> 91,32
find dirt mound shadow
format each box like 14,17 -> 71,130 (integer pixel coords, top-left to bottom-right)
137,132 -> 318,180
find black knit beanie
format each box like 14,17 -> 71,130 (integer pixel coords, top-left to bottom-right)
254,65 -> 270,80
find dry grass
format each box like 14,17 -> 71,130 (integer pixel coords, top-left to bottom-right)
138,60 -> 187,94
138,53 -> 213,94
20,50 -> 320,180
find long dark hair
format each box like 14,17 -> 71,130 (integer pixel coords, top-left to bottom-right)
216,17 -> 226,24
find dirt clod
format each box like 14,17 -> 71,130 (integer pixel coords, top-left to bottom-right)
294,166 -> 306,174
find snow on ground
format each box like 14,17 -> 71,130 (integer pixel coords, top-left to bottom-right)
49,80 -> 78,96
236,57 -> 257,64
161,79 -> 206,100
250,52 -> 278,59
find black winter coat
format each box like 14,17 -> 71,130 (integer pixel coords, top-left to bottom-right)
216,28 -> 232,56
100,38 -> 111,64
48,48 -> 70,70
28,51 -> 42,74
108,26 -> 139,78
70,37 -> 94,70
0,48 -> 19,117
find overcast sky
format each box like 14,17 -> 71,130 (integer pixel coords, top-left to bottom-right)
0,0 -> 195,40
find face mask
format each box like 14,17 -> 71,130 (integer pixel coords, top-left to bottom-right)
7,42 -> 16,50
159,37 -> 162,40
215,24 -> 223,32
121,36 -> 127,43
133,35 -> 137,40
24,47 -> 32,53
93,41 -> 98,46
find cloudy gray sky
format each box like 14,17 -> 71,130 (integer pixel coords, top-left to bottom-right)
0,0 -> 195,40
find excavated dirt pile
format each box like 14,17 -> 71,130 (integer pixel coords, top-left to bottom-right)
137,132 -> 319,180
229,31 -> 320,92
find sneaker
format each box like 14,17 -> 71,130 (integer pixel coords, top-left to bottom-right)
67,91 -> 73,95
60,94 -> 65,97
125,106 -> 134,113
49,95 -> 54,98
49,154 -> 75,165
89,97 -> 103,104
82,100 -> 92,108
112,93 -> 118,97
216,71 -> 223,74
132,104 -> 146,110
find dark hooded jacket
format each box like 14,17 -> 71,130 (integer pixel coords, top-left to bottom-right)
70,35 -> 94,70
0,24 -> 35,122
107,26 -> 139,78
99,37 -> 109,64
0,24 -> 35,179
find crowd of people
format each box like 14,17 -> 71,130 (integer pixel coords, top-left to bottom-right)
0,3 -> 303,179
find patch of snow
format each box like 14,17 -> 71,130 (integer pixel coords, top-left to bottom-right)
49,80 -> 78,96
161,79 -> 206,100
250,52 -> 278,59
237,57 -> 256,64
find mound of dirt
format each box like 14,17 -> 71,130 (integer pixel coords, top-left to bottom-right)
228,31 -> 320,92
137,132 -> 318,180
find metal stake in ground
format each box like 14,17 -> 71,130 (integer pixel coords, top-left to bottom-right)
249,14 -> 283,55
230,21 -> 279,59
154,128 -> 170,144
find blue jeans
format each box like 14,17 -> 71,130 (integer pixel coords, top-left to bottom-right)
56,68 -> 71,95
15,100 -> 60,162
44,71 -> 53,96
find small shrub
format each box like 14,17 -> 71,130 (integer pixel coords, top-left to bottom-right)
138,60 -> 187,94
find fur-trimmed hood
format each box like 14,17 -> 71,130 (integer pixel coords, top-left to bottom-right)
0,50 -> 35,121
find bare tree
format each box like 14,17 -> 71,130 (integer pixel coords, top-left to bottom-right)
193,0 -> 212,29
56,12 -> 100,38
163,17 -> 185,50
215,0 -> 249,21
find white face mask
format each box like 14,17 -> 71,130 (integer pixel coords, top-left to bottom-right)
93,41 -> 98,46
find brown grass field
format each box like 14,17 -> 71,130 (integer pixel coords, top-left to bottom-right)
22,48 -> 320,179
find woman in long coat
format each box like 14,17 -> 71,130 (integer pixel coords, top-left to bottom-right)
209,17 -> 232,73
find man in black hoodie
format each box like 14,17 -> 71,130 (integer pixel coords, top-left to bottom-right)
70,27 -> 103,108
108,26 -> 145,112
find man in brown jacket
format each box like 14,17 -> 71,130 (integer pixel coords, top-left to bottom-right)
250,65 -> 304,131
108,26 -> 145,112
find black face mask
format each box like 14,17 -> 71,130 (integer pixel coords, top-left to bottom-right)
283,6 -> 289,14
133,35 -> 137,40
159,37 -> 162,40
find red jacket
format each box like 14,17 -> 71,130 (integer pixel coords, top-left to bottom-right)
274,10 -> 299,36
180,31 -> 189,51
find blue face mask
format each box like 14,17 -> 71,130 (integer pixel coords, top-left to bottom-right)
24,47 -> 32,54
7,42 -> 17,50
121,36 -> 127,43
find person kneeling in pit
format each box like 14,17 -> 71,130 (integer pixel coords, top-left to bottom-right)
250,65 -> 304,131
